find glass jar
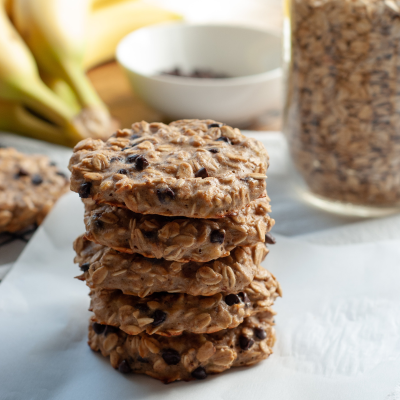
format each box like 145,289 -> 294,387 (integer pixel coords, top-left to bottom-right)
283,0 -> 400,216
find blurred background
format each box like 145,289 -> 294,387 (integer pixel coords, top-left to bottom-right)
99,0 -> 283,130
0,0 -> 283,149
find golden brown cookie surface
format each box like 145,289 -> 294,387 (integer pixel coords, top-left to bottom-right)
68,120 -> 269,218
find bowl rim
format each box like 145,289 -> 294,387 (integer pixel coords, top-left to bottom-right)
116,22 -> 282,87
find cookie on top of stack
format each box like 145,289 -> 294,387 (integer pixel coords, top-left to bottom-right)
69,119 -> 281,383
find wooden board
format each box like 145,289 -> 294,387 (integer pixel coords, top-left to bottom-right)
88,61 -> 282,131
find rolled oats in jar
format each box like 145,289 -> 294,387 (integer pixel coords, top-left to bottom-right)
283,0 -> 400,214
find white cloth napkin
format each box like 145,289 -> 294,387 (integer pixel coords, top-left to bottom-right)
1,132 -> 399,399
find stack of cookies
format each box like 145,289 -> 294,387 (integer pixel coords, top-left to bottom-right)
69,120 -> 281,383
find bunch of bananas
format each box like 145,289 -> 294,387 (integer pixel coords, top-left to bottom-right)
0,0 -> 181,146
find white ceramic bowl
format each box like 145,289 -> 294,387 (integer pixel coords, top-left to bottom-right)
116,23 -> 282,127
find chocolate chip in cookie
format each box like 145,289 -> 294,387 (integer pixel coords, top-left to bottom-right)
239,336 -> 254,350
126,154 -> 149,171
15,168 -> 29,178
92,322 -> 106,334
135,155 -> 149,171
31,174 -> 43,185
238,292 -> 251,307
118,360 -> 132,373
265,232 -> 276,245
216,136 -> 231,145
156,188 -> 175,204
80,262 -> 90,272
225,294 -> 241,306
104,325 -> 119,336
191,366 -> 207,380
210,229 -> 225,244
56,171 -> 67,178
195,167 -> 209,179
152,310 -> 167,326
79,182 -> 92,198
161,349 -> 181,365
254,327 -> 267,340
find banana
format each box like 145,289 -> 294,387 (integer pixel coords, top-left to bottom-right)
0,99 -> 81,146
12,0 -> 114,139
91,0 -> 137,12
84,1 -> 182,70
0,0 -> 83,145
40,73 -> 81,115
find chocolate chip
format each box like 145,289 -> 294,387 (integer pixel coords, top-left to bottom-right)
110,157 -> 121,163
118,360 -> 132,374
152,310 -> 167,326
238,292 -> 251,306
239,335 -> 254,350
118,169 -> 128,175
208,148 -> 219,154
195,167 -> 209,179
126,154 -> 139,163
49,161 -> 57,166
208,123 -> 223,128
79,182 -> 92,198
135,155 -> 149,171
225,294 -> 240,306
31,174 -> 43,185
135,303 -> 149,313
80,262 -> 90,272
191,366 -> 207,380
94,220 -> 104,229
56,171 -> 67,178
254,327 -> 267,340
131,134 -> 140,140
162,349 -> 181,365
210,229 -> 225,244
216,136 -> 231,145
157,188 -> 175,203
104,325 -> 119,336
15,168 -> 29,178
126,154 -> 149,171
143,231 -> 156,240
265,233 -> 276,245
122,147 -> 131,151
92,322 -> 105,334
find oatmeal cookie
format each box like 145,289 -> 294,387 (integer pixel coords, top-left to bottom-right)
0,147 -> 69,233
88,268 -> 281,337
74,234 -> 269,297
83,196 -> 274,262
68,120 -> 269,218
88,311 -> 276,383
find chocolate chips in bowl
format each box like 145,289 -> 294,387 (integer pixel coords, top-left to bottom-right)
161,67 -> 231,79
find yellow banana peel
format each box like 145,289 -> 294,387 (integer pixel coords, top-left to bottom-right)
84,1 -> 183,70
12,0 -> 111,113
0,99 -> 83,147
91,0 -> 138,12
0,1 -> 79,127
40,73 -> 82,115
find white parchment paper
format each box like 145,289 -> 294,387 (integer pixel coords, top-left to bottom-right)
0,193 -> 400,400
